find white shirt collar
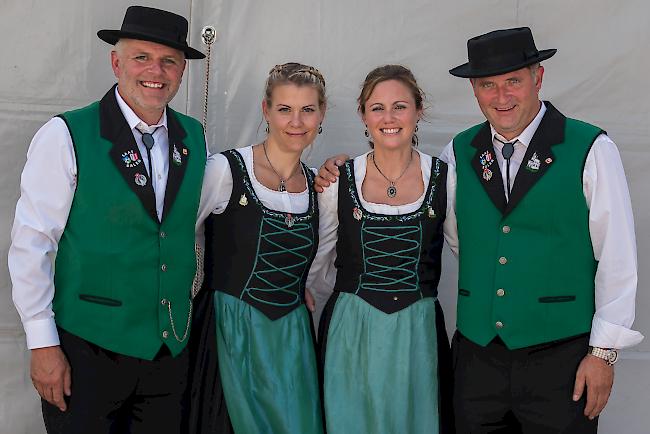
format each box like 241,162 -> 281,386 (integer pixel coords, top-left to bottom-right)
491,101 -> 546,148
114,86 -> 168,131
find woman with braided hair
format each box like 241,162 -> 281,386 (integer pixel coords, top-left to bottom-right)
190,62 -> 326,433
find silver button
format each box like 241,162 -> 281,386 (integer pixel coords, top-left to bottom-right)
161,264 -> 167,272
498,257 -> 507,265
496,288 -> 505,297
393,296 -> 399,301
162,330 -> 169,339
502,225 -> 511,234
161,298 -> 169,306
495,321 -> 504,329
160,231 -> 167,238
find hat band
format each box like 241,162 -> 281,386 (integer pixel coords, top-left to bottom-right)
470,49 -> 540,71
120,23 -> 185,44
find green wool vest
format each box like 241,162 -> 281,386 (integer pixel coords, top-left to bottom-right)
454,110 -> 601,349
53,96 -> 205,360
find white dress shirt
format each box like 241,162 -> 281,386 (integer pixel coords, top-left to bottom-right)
439,102 -> 643,349
9,88 -> 171,349
306,150 -> 457,314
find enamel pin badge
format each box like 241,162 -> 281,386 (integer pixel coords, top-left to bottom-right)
134,173 -> 147,186
121,150 -> 142,168
172,145 -> 182,166
526,152 -> 541,172
479,150 -> 494,181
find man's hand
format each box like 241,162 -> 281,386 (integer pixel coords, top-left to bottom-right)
31,346 -> 72,411
572,354 -> 614,420
314,154 -> 349,192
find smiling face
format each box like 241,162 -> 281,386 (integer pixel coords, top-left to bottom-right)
111,38 -> 186,124
263,83 -> 325,154
471,65 -> 543,140
361,79 -> 422,151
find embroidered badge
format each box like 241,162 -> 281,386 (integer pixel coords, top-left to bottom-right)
479,150 -> 494,167
172,145 -> 182,166
239,194 -> 248,206
134,173 -> 147,186
479,150 -> 494,181
526,152 -> 541,172
121,150 -> 142,168
545,157 -> 553,164
352,207 -> 363,221
182,148 -> 188,155
427,207 -> 436,219
285,213 -> 295,228
482,168 -> 493,181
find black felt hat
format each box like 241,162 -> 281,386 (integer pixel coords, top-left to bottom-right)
449,27 -> 556,78
97,6 -> 205,59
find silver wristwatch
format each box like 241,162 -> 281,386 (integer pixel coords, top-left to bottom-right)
589,346 -> 619,365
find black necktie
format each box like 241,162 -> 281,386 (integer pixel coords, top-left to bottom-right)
494,137 -> 516,201
136,124 -> 160,182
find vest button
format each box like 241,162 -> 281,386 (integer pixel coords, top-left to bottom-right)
160,231 -> 167,238
161,298 -> 169,306
498,256 -> 507,265
502,225 -> 511,234
393,296 -> 399,301
495,321 -> 504,329
162,330 -> 169,339
161,264 -> 167,272
496,288 -> 505,297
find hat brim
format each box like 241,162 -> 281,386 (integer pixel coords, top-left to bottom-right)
449,48 -> 556,78
97,29 -> 205,59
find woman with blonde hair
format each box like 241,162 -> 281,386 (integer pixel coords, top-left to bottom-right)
191,62 -> 326,433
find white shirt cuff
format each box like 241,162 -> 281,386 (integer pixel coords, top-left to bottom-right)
589,316 -> 644,349
24,319 -> 60,349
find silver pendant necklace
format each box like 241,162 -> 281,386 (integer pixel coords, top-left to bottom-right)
262,141 -> 301,192
370,149 -> 413,198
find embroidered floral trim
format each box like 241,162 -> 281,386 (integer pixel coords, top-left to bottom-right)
344,157 -> 442,222
224,149 -> 317,224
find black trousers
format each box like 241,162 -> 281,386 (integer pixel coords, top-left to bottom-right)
42,328 -> 189,434
453,332 -> 598,434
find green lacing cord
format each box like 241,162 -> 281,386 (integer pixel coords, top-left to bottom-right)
242,217 -> 313,307
357,224 -> 421,293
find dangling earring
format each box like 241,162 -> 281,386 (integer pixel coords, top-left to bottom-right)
412,123 -> 419,146
265,122 -> 269,134
364,126 -> 369,137
318,124 -> 323,134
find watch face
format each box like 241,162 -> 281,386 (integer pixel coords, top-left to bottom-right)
608,350 -> 619,364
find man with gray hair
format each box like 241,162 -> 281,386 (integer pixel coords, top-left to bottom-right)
9,6 -> 206,433
443,26 -> 642,433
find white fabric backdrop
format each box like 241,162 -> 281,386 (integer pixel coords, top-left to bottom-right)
1,1 -> 648,432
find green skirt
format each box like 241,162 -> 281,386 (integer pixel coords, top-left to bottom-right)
323,292 -> 440,434
215,291 -> 323,433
